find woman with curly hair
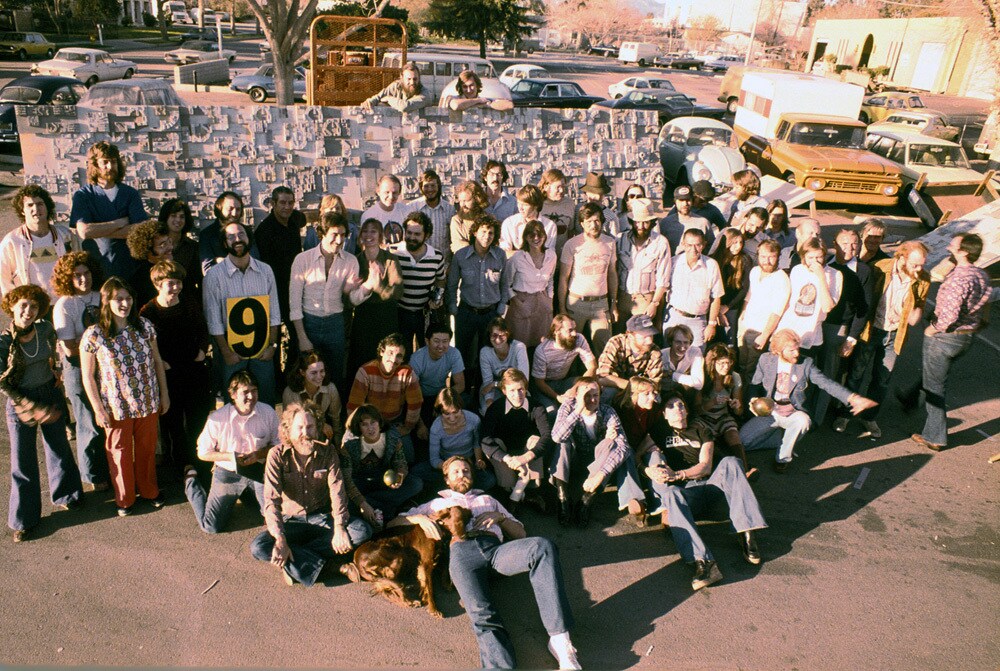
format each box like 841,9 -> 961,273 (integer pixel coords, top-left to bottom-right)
126,219 -> 173,306
157,198 -> 202,294
449,180 -> 489,254
0,284 -> 84,542
81,277 -> 169,516
282,352 -> 343,447
51,251 -> 108,491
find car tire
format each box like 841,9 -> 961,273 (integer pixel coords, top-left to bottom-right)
859,111 -> 870,123
45,48 -> 53,58
614,93 -> 622,99
784,172 -> 797,185
638,59 -> 646,67
123,69 -> 134,79
248,87 -> 267,103
229,55 -> 235,64
726,97 -> 738,115
17,49 -> 27,61
85,75 -> 99,88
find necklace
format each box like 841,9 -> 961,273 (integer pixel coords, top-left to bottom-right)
18,331 -> 40,358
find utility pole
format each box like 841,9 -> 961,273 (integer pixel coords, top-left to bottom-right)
745,0 -> 763,66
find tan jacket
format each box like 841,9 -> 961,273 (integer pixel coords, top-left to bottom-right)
859,257 -> 930,354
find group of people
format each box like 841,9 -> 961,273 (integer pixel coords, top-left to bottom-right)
0,135 -> 991,670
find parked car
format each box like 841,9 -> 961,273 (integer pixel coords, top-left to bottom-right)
164,40 -> 236,64
498,64 -> 550,90
78,79 -> 184,107
587,44 -> 618,58
592,90 -> 726,124
509,78 -> 604,109
702,54 -> 742,72
231,64 -> 307,102
658,116 -> 746,190
0,75 -> 86,154
607,76 -> 676,100
867,110 -> 960,142
31,48 -> 138,87
865,130 -> 983,189
860,92 -> 940,124
655,52 -> 703,70
0,32 -> 55,61
175,28 -> 216,42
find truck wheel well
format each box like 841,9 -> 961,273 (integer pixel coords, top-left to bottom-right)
783,172 -> 796,184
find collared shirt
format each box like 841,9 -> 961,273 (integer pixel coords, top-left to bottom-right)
403,489 -> 518,542
532,335 -> 595,380
486,189 -> 518,223
447,245 -> 507,312
668,253 -> 724,316
874,266 -> 911,331
503,249 -> 557,296
289,246 -> 360,320
616,229 -> 672,295
933,264 -> 991,332
551,400 -> 629,476
499,214 -> 558,254
408,196 -> 456,255
203,256 -> 282,336
661,345 -> 705,390
197,403 -> 279,472
263,441 -> 350,538
597,333 -> 663,387
391,242 -> 446,312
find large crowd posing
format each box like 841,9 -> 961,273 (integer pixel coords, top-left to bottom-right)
0,133 -> 991,670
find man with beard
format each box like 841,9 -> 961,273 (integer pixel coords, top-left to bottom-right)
481,160 -> 518,223
203,222 -> 282,405
835,240 -> 930,440
615,197 -> 671,330
532,314 -> 597,417
362,174 -> 411,246
251,402 -> 371,587
407,169 -> 455,258
735,206 -> 768,263
737,239 -> 791,386
200,192 -> 258,274
392,211 -> 447,355
645,391 -> 767,590
597,314 -> 664,402
440,70 -> 514,112
902,234 -> 989,451
658,186 -> 714,252
390,455 -> 581,670
360,62 -> 429,113
558,202 -> 618,354
70,141 -> 148,279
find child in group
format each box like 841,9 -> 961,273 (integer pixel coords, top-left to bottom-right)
694,344 -> 757,480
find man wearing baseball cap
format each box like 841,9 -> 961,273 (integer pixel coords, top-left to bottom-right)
616,197 -> 672,331
659,185 -> 714,252
596,314 -> 664,403
580,172 -> 621,237
690,180 -> 728,232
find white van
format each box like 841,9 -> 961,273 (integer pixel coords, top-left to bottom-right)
618,42 -> 660,67
381,51 -> 506,104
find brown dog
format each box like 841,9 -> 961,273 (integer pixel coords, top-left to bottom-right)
340,505 -> 471,617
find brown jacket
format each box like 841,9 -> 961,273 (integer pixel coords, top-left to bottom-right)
263,441 -> 350,540
859,257 -> 930,354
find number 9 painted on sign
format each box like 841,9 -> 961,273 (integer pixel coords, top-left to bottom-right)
226,295 -> 270,358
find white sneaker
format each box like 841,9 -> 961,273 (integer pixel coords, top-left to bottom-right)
832,417 -> 848,433
858,420 -> 881,439
548,633 -> 582,670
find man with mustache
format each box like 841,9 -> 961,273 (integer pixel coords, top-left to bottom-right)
481,160 -> 518,223
70,141 -> 148,280
737,239 -> 791,384
390,455 -> 581,670
531,314 -> 598,419
199,191 -> 259,274
203,222 -> 282,405
360,62 -> 429,113
392,211 -> 447,355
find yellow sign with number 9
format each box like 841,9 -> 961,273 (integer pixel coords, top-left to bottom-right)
226,295 -> 270,358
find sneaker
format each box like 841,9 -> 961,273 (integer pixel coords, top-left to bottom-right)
117,505 -> 133,517
832,417 -> 849,433
772,460 -> 789,474
92,482 -> 110,493
150,494 -> 166,509
547,633 -> 582,670
12,529 -> 27,543
858,420 -> 881,440
691,559 -> 723,591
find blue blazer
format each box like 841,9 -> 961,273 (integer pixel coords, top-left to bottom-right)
749,352 -> 852,413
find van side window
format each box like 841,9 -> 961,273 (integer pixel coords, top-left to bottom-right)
435,62 -> 451,77
417,61 -> 433,76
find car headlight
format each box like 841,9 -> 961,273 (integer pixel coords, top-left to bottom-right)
693,162 -> 712,182
882,184 -> 898,196
806,177 -> 826,190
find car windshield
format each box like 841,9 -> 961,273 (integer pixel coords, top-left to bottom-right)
528,69 -> 550,78
56,51 -> 89,63
686,127 -> 734,147
630,90 -> 686,105
788,123 -> 866,149
908,144 -> 969,168
885,115 -> 924,127
0,86 -> 42,103
512,80 -> 543,96
907,97 -> 925,109
473,63 -> 493,77
648,80 -> 676,91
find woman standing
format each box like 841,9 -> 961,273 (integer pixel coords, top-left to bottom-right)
501,219 -> 556,348
283,352 -> 343,447
0,284 -> 84,542
158,198 -> 202,294
346,218 -> 403,384
538,168 -> 575,253
710,228 -> 752,346
51,251 -> 108,491
478,316 -> 529,413
81,277 -> 169,516
763,199 -> 796,249
617,183 -> 647,232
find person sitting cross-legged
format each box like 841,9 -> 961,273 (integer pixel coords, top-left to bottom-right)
412,388 -> 496,493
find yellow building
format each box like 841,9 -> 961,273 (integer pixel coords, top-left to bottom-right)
807,16 -> 996,100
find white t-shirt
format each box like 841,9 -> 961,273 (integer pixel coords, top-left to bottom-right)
53,292 -> 101,342
739,267 -> 792,338
361,201 -> 412,246
776,265 -> 842,349
498,214 -> 558,254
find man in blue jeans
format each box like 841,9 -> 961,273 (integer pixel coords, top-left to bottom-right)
184,370 -> 277,533
392,455 -> 581,670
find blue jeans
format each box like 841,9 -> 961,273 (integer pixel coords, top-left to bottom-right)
62,357 -> 108,486
250,512 -> 372,586
550,438 -> 645,509
739,410 -> 812,464
222,357 -> 276,406
918,331 -> 974,446
6,395 -> 83,531
455,303 -> 499,382
353,471 -> 423,519
185,466 -> 265,533
449,535 -> 573,669
651,456 -> 767,562
302,312 -> 346,390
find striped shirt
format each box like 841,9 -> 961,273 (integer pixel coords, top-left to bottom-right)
408,196 -> 456,256
391,242 -> 446,312
347,361 -> 423,430
203,256 -> 282,336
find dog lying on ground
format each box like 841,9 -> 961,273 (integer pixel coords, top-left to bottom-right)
340,505 -> 471,617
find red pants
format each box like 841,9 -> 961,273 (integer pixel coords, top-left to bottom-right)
105,413 -> 159,508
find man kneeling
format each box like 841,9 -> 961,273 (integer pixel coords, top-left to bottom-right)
390,455 -> 581,670
250,402 -> 372,586
646,392 -> 767,591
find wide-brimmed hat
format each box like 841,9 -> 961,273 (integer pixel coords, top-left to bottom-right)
628,197 -> 661,222
581,172 -> 611,196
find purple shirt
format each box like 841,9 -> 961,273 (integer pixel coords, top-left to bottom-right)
933,265 -> 990,332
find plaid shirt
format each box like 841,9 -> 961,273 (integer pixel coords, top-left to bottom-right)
596,333 -> 664,387
932,264 -> 990,333
550,400 -> 630,476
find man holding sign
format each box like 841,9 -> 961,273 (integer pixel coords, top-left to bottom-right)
204,222 -> 281,405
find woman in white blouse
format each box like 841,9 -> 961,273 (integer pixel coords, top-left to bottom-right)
501,219 -> 556,348
661,323 -> 705,398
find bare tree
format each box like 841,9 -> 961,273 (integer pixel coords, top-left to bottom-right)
242,0 -> 322,104
546,0 -> 645,49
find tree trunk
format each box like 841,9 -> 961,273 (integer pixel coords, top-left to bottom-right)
197,0 -> 204,29
159,0 -> 168,39
273,50 -> 296,106
479,31 -> 486,59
